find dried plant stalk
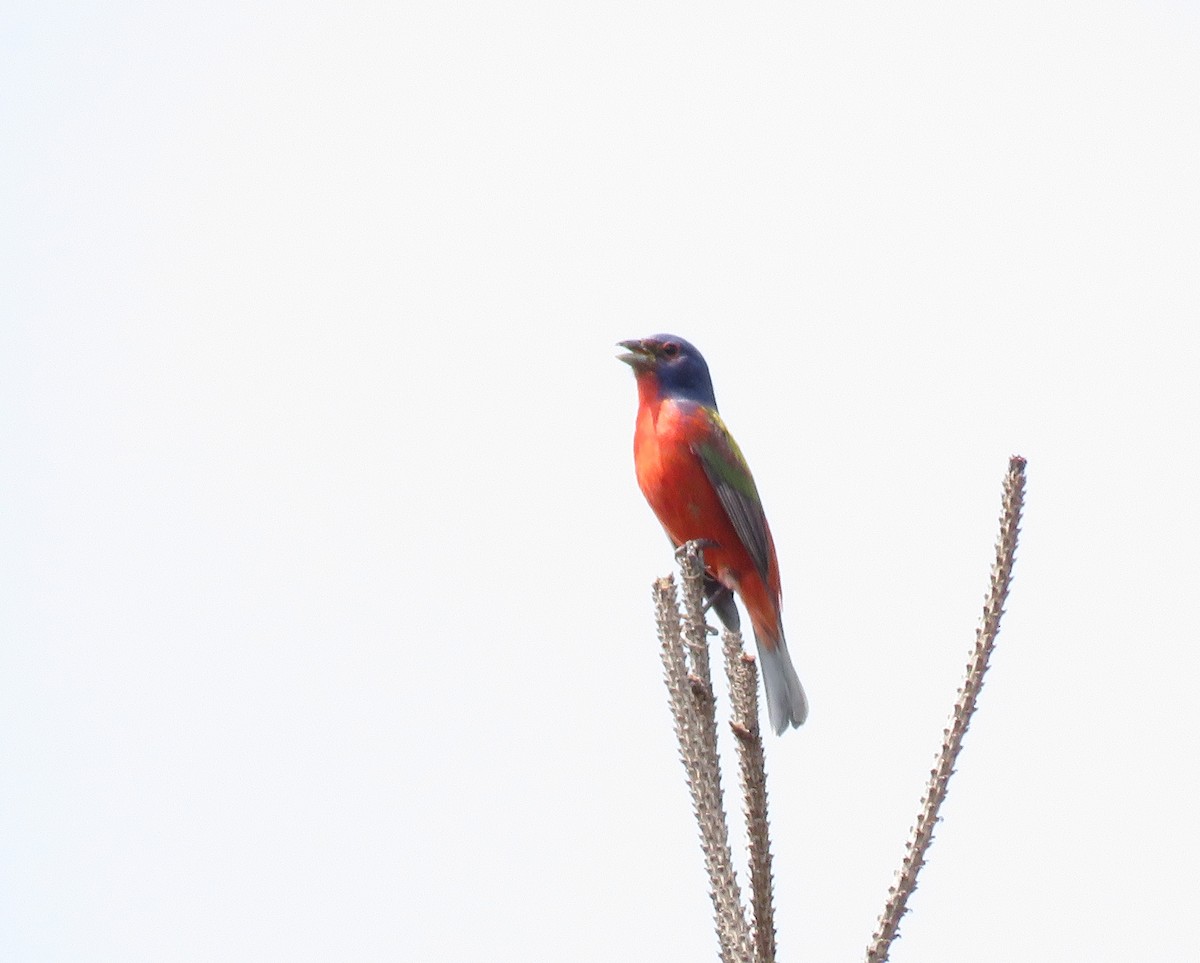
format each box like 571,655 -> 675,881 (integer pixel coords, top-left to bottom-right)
865,455 -> 1027,963
678,547 -> 721,777
654,549 -> 754,963
724,631 -> 777,963
654,575 -> 703,780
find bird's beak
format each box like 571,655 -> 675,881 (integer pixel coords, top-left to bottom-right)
617,339 -> 653,369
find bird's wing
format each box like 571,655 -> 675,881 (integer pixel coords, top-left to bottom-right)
692,409 -> 772,585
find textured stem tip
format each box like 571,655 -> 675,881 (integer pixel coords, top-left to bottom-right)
865,455 -> 1026,963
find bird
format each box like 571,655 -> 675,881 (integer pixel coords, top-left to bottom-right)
618,334 -> 808,734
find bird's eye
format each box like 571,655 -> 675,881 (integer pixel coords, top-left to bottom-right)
661,342 -> 680,358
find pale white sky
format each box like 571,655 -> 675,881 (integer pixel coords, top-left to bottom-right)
3,2 -> 1198,960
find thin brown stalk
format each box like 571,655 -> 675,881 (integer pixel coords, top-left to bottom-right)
865,455 -> 1027,963
654,575 -> 702,776
723,630 -> 777,963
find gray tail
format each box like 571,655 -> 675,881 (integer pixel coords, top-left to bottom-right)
754,632 -> 808,734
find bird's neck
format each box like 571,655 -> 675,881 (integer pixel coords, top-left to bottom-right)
634,371 -> 663,415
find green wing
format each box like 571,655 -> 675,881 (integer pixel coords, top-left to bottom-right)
692,409 -> 772,585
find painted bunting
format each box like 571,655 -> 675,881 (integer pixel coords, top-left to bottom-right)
618,334 -> 808,734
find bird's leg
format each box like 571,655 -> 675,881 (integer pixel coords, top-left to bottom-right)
670,542 -> 739,633
673,541 -> 724,636
703,585 -> 732,613
703,576 -> 741,634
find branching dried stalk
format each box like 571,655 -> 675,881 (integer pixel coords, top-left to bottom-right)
865,455 -> 1027,962
653,542 -> 777,963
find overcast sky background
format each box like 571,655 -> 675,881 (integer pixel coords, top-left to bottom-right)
3,2 -> 1198,960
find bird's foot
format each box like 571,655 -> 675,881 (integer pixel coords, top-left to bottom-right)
674,538 -> 719,560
